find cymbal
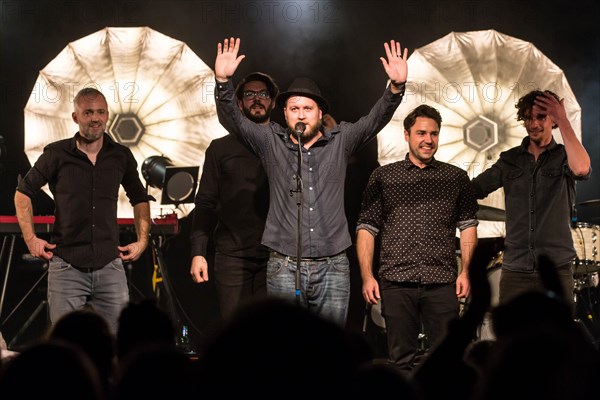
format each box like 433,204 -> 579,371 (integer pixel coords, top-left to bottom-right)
578,199 -> 600,207
477,205 -> 506,221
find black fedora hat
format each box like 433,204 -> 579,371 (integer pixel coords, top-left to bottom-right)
276,77 -> 329,114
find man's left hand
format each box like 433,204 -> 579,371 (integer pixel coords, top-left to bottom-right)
118,241 -> 147,262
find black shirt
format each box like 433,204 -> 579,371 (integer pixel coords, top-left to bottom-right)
472,136 -> 591,271
357,156 -> 478,284
17,133 -> 153,269
190,134 -> 269,259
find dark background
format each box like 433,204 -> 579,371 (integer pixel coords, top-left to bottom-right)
1,0 -> 599,348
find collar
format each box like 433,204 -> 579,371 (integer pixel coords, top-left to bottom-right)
401,153 -> 439,169
518,135 -> 558,154
276,125 -> 332,147
70,132 -> 114,151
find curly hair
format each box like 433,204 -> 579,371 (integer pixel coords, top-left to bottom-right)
516,90 -> 561,129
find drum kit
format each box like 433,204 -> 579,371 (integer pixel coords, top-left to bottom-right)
571,200 -> 600,275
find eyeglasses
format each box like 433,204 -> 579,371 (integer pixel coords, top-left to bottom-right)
243,90 -> 270,100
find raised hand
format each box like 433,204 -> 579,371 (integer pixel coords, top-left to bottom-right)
533,91 -> 568,126
380,40 -> 408,89
215,37 -> 245,82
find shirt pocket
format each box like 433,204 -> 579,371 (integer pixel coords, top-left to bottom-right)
504,168 -> 525,196
541,168 -> 562,178
507,169 -> 523,180
539,168 -> 563,191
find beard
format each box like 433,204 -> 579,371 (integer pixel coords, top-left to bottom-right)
289,120 -> 323,142
527,128 -> 546,145
79,127 -> 104,143
242,103 -> 271,124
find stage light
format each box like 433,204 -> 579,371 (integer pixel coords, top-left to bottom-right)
142,156 -> 199,205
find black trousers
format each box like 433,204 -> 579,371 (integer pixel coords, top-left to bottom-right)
214,252 -> 268,319
380,279 -> 459,375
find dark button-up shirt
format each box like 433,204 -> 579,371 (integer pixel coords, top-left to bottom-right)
215,79 -> 404,257
16,133 -> 153,269
190,134 -> 269,259
471,136 -> 591,271
357,156 -> 478,284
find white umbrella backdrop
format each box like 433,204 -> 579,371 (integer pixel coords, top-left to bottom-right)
24,26 -> 228,218
377,29 -> 582,228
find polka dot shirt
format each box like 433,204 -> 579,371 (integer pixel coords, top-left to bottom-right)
357,156 -> 478,284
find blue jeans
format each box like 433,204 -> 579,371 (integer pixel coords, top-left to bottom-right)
266,251 -> 350,327
47,256 -> 129,333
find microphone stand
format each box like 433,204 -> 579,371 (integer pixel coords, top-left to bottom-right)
291,124 -> 304,305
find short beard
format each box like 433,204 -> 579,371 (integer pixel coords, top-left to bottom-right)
527,129 -> 544,145
242,106 -> 270,124
290,120 -> 323,142
79,129 -> 103,144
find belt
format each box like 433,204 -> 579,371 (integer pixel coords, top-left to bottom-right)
270,251 -> 344,262
73,267 -> 96,273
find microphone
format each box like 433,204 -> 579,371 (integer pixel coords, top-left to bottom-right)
294,122 -> 306,139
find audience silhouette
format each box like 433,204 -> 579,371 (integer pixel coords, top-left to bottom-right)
112,342 -> 198,400
195,297 -> 373,398
352,362 -> 418,398
0,339 -> 104,400
473,256 -> 599,400
115,298 -> 175,361
47,307 -> 116,395
1,253 -> 598,399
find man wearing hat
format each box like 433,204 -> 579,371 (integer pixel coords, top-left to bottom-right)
190,72 -> 278,320
212,37 -> 408,327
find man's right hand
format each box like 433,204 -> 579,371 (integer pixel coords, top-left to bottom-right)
362,277 -> 381,305
25,236 -> 55,261
190,255 -> 209,284
215,37 -> 245,82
